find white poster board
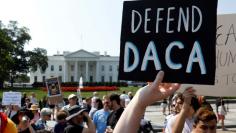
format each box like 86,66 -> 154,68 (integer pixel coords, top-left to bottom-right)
2,92 -> 22,107
180,14 -> 236,96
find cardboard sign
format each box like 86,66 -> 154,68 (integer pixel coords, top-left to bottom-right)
180,14 -> 236,96
45,77 -> 63,104
2,92 -> 22,107
119,0 -> 218,85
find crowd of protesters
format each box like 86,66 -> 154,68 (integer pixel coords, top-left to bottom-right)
0,71 -> 230,133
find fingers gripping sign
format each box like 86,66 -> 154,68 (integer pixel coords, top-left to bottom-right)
137,71 -> 181,108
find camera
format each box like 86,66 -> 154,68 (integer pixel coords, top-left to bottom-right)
21,115 -> 28,123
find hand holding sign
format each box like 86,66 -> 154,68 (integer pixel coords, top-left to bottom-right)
136,71 -> 180,108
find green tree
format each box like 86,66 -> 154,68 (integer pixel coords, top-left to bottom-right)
0,22 -> 14,88
28,48 -> 48,73
4,21 -> 31,87
0,21 -> 48,88
14,74 -> 30,83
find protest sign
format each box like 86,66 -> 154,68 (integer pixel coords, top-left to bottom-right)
2,92 -> 21,107
45,77 -> 63,104
119,0 -> 218,84
180,14 -> 236,96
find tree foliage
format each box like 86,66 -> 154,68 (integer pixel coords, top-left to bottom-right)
29,48 -> 48,73
0,21 -> 48,88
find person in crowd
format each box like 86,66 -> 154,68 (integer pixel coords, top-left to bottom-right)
191,107 -> 217,133
39,96 -> 48,110
106,93 -> 124,132
215,97 -> 221,116
64,105 -> 95,133
167,94 -> 174,115
62,94 -> 78,110
0,104 -> 4,112
5,104 -> 20,119
91,92 -> 99,108
30,92 -> 38,104
218,97 -> 227,131
35,108 -> 52,131
85,97 -> 92,112
163,93 -> 183,132
93,96 -> 111,133
29,104 -> 40,124
161,99 -> 168,115
128,91 -> 133,100
89,98 -> 103,119
171,88 -> 200,133
24,98 -> 32,109
12,108 -> 35,133
54,110 -> 68,133
120,91 -> 130,108
0,112 -> 18,133
113,71 -> 181,133
200,96 -> 213,111
21,93 -> 27,107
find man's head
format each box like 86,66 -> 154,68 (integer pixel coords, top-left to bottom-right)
66,105 -> 87,125
102,95 -> 110,111
40,108 -> 52,121
109,94 -> 120,110
56,110 -> 68,123
192,107 -> 217,133
68,94 -> 77,106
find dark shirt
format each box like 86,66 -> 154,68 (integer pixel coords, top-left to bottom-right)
107,107 -> 124,129
54,122 -> 67,133
64,123 -> 83,133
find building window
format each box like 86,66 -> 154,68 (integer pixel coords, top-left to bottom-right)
109,65 -> 112,71
34,76 -> 37,82
71,65 -> 74,71
109,76 -> 112,82
90,65 -> 93,71
71,76 -> 74,82
58,76 -> 62,82
42,76 -> 46,82
51,65 -> 54,71
101,76 -> 105,82
101,65 -> 105,71
90,76 -> 93,82
59,65 -> 62,71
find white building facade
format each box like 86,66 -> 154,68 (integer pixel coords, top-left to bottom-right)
30,49 -> 119,84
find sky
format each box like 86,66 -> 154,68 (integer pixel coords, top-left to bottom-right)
0,0 -> 236,56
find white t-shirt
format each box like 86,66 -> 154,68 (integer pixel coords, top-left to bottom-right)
165,115 -> 194,133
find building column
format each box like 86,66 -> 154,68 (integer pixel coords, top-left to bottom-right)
96,61 -> 100,82
64,61 -> 68,82
85,61 -> 88,82
74,61 -> 78,82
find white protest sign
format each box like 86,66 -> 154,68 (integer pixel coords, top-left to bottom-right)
2,92 -> 22,106
180,14 -> 236,96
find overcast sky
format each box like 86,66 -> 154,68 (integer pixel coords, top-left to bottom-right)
0,0 -> 235,56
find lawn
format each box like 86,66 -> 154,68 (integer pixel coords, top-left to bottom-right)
0,86 -> 140,101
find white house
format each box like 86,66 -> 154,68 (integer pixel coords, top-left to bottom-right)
30,49 -> 119,84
